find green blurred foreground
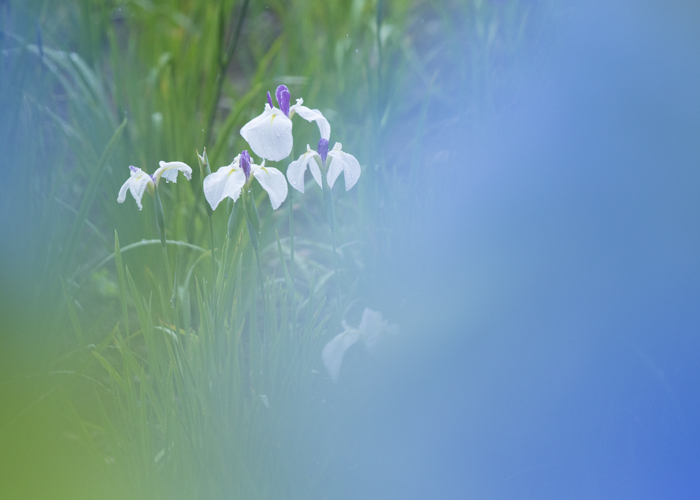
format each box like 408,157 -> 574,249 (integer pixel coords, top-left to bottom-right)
0,1 -> 543,498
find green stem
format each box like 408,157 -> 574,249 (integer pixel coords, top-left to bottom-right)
153,186 -> 173,292
162,244 -> 173,294
322,170 -> 342,322
242,190 -> 267,335
252,242 -> 268,339
289,184 -> 297,337
208,213 -> 217,315
170,249 -> 181,336
330,223 -> 342,322
253,245 -> 265,300
289,185 -> 295,287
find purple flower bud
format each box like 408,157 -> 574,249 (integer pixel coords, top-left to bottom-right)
267,91 -> 273,108
317,138 -> 329,165
240,150 -> 252,180
129,165 -> 138,173
275,85 -> 291,117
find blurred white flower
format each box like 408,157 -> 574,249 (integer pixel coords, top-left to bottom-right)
203,150 -> 288,210
240,85 -> 331,162
322,308 -> 398,382
287,139 -> 361,193
117,161 -> 192,210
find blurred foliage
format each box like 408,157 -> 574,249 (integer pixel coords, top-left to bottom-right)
0,0 -> 549,498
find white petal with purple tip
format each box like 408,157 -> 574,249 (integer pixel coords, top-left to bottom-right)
117,166 -> 154,210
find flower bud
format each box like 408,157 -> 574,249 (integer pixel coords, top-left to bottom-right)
275,85 -> 291,117
197,148 -> 211,178
240,150 -> 252,181
317,138 -> 329,166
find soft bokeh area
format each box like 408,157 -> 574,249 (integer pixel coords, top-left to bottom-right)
329,2 -> 700,499
2,0 -> 700,499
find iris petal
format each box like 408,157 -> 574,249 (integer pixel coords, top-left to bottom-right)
253,163 -> 289,210
240,104 -> 293,161
287,146 -> 323,193
203,160 -> 247,211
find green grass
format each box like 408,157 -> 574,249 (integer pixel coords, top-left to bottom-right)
0,0 -> 547,498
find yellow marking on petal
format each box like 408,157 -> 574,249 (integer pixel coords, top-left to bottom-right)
270,114 -> 276,123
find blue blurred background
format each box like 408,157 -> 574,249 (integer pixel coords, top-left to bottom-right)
328,1 -> 700,498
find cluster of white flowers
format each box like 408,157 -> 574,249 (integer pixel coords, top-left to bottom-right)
117,86 -> 389,384
117,85 -> 361,212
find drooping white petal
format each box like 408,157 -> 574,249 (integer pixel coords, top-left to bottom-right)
357,308 -> 397,353
327,142 -> 361,191
129,175 -> 152,210
286,145 -> 323,193
308,158 -> 323,188
252,163 -> 289,210
327,155 -> 344,189
240,104 -> 293,162
154,161 -> 193,185
322,329 -> 360,383
117,179 -> 130,204
118,167 -> 154,211
290,99 -> 331,140
203,160 -> 247,211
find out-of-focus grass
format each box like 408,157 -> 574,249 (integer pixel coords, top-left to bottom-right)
0,0 -> 545,498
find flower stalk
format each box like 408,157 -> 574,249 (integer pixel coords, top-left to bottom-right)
197,148 -> 218,311
153,184 -> 174,290
241,188 -> 266,321
288,159 -> 297,338
316,139 -> 342,321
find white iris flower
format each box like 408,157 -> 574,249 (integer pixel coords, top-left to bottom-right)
287,138 -> 361,193
203,150 -> 288,211
240,85 -> 331,162
117,161 -> 192,210
322,308 -> 398,383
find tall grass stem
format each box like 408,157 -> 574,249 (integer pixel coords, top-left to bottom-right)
204,0 -> 251,146
208,213 -> 217,322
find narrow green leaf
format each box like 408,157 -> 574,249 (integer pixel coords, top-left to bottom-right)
242,197 -> 259,251
125,266 -> 151,342
92,350 -> 127,392
59,117 -> 127,275
114,230 -> 129,338
61,278 -> 85,348
58,387 -> 101,457
276,230 -> 294,296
